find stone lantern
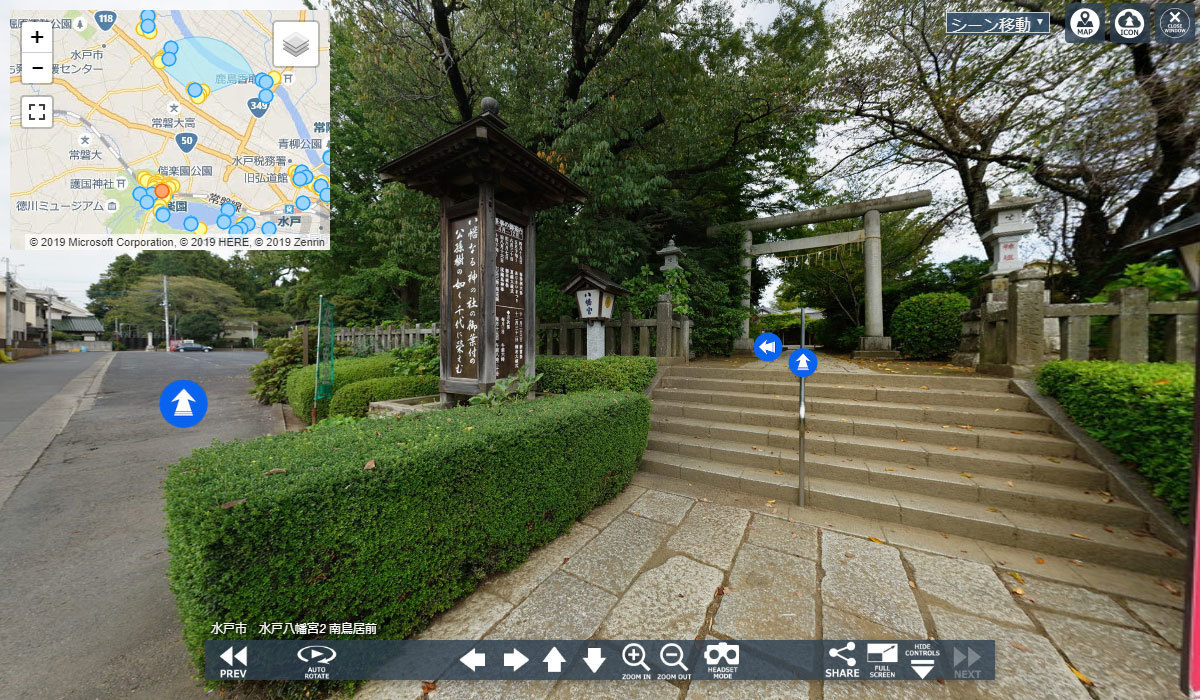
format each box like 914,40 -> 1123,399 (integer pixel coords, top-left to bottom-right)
561,264 -> 629,360
657,239 -> 682,271
982,187 -> 1042,276
377,98 -> 588,403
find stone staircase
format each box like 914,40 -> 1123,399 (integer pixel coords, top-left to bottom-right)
641,362 -> 1187,578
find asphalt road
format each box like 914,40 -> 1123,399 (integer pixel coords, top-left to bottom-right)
0,351 -> 275,699
0,351 -> 106,441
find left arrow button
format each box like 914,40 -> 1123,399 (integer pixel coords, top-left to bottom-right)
460,648 -> 486,671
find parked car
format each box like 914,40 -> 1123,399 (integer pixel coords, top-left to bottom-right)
178,343 -> 213,352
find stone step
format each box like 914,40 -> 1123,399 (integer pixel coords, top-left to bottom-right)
651,407 -> 1075,457
652,390 -> 1050,432
646,430 -> 1106,488
657,376 -> 1031,411
666,364 -> 1013,392
638,451 -> 1184,578
641,448 -> 1140,527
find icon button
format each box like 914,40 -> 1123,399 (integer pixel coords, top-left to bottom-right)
1155,3 -> 1195,42
220,646 -> 248,666
953,646 -> 981,668
543,647 -> 566,673
1065,3 -> 1105,42
788,348 -> 818,378
21,96 -> 53,129
704,642 -> 740,666
1110,3 -> 1151,43
273,21 -> 320,67
753,332 -> 783,362
910,658 -> 935,679
622,643 -> 650,671
659,643 -> 688,672
867,642 -> 897,663
829,641 -> 856,666
22,21 -> 53,53
582,647 -> 606,673
459,648 -> 485,671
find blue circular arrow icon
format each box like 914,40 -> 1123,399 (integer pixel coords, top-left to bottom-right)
753,332 -> 784,362
159,379 -> 208,428
788,349 -> 819,378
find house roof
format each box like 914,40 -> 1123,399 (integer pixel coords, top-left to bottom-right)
53,316 -> 104,333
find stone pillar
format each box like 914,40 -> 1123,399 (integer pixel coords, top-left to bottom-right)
1003,267 -> 1046,375
656,294 -> 674,358
1165,314 -> 1197,363
1059,316 -> 1090,361
586,320 -> 604,360
854,209 -> 898,359
734,229 -> 752,351
1109,286 -> 1149,363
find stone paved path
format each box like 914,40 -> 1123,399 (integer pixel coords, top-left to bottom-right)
357,472 -> 1186,700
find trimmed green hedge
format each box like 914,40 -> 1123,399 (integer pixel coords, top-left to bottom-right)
537,355 -> 658,393
164,391 -> 651,675
891,292 -> 970,359
1036,361 -> 1194,520
329,376 -> 439,418
286,353 -> 396,423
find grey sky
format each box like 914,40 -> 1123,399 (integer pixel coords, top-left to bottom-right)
3,0 -> 981,310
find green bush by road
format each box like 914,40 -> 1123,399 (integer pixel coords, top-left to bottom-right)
329,376 -> 439,418
1037,361 -> 1194,520
536,356 -> 658,393
286,353 -> 396,423
164,391 -> 651,676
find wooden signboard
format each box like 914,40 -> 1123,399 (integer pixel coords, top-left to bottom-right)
495,217 -> 526,379
448,215 -> 481,379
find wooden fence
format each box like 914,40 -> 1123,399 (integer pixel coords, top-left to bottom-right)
976,267 -> 1196,375
331,294 -> 692,359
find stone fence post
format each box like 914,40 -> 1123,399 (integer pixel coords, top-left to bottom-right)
1003,267 -> 1046,376
1109,286 -> 1149,363
656,294 -> 673,358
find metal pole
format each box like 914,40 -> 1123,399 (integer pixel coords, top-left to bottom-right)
797,308 -> 806,507
312,296 -> 323,425
162,275 -> 170,352
3,258 -> 11,351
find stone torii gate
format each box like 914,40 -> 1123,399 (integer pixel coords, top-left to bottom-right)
708,189 -> 932,359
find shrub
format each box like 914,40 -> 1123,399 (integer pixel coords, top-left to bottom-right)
164,391 -> 651,680
891,292 -> 970,359
392,336 -> 439,376
286,353 -> 397,423
537,356 -> 658,394
759,313 -> 823,345
1037,361 -> 1194,521
248,329 -> 350,405
328,375 -> 440,418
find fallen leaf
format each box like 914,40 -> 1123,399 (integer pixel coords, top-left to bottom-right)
421,681 -> 438,693
1010,642 -> 1030,652
946,446 -> 959,451
885,467 -> 896,472
920,385 -> 929,390
1069,533 -> 1091,540
1036,557 -> 1045,564
907,466 -> 917,470
263,468 -> 287,476
1069,559 -> 1086,567
845,552 -> 855,558
960,472 -> 974,478
562,557 -> 570,564
940,532 -> 949,539
941,425 -> 950,428
1010,430 -> 1022,435
1004,481 -> 1015,487
1046,457 -> 1062,463
220,498 -> 246,509
986,507 -> 1000,513
1156,580 -> 1182,596
1102,526 -> 1113,533
1011,587 -> 1025,596
908,580 -> 916,589
1009,571 -> 1026,584
364,459 -> 377,470
994,408 -> 1001,412
775,470 -> 783,475
1068,664 -> 1094,687
464,426 -> 475,431
868,537 -> 885,544
699,498 -> 709,502
767,499 -> 776,504
899,438 -> 907,442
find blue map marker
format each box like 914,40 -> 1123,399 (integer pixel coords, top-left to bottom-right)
247,98 -> 269,118
788,349 -> 818,378
753,332 -> 783,363
175,132 -> 197,153
159,380 -> 208,428
94,11 -> 116,31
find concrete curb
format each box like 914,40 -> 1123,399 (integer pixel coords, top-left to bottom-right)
0,352 -> 117,511
1010,378 -> 1188,553
271,402 -> 287,435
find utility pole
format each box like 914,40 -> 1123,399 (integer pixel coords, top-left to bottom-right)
162,275 -> 170,352
2,257 -> 12,352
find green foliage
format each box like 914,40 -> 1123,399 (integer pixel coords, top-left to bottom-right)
286,353 -> 397,423
248,329 -> 351,405
176,311 -> 223,343
891,292 -> 970,359
328,376 -> 439,418
102,274 -> 253,330
536,281 -> 577,322
164,392 -> 651,688
391,336 -> 440,377
1087,262 -> 1192,361
621,265 -> 693,319
1037,361 -> 1194,520
537,356 -> 658,394
468,366 -> 543,407
51,330 -> 71,342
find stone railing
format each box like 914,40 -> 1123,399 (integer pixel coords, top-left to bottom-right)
536,294 -> 691,359
967,267 -> 1196,376
331,294 -> 692,360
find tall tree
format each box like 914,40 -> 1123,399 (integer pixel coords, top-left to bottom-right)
824,0 -> 1199,297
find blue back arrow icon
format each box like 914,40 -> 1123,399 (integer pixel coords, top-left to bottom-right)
159,379 -> 208,428
753,332 -> 784,362
788,349 -> 819,378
